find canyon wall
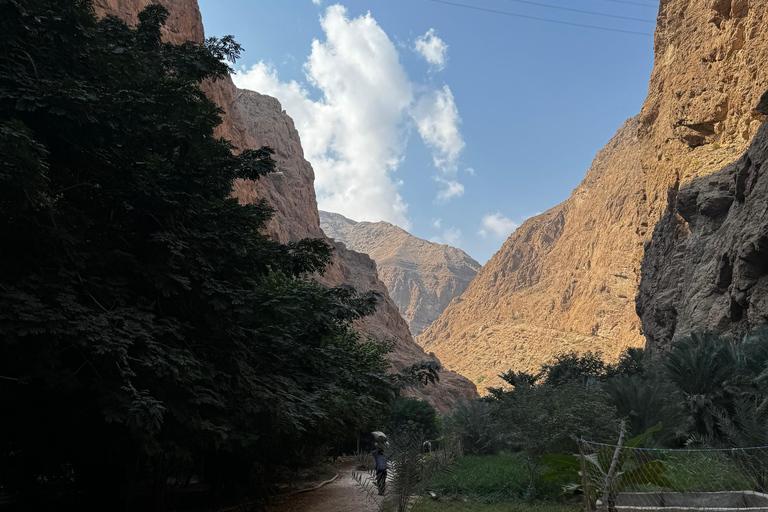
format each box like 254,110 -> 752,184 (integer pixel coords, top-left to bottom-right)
419,0 -> 768,391
320,211 -> 481,336
637,92 -> 768,348
92,0 -> 477,413
420,118 -> 647,390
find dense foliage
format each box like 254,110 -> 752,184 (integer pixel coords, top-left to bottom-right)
446,332 -> 768,505
388,397 -> 440,439
452,331 -> 768,462
0,1 -> 396,509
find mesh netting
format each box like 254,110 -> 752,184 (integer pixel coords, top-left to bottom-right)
579,441 -> 768,512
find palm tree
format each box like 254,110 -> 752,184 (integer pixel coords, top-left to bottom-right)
664,333 -> 742,438
604,375 -> 691,446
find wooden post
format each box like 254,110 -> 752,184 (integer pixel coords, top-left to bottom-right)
579,439 -> 594,512
604,420 -> 627,512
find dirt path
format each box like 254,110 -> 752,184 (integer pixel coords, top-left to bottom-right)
266,460 -> 379,512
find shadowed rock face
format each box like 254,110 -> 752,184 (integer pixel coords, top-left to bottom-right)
638,93 -> 768,349
418,0 -> 768,392
320,211 -> 480,337
91,0 -> 478,413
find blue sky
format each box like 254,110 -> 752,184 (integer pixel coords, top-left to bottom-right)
197,0 -> 657,263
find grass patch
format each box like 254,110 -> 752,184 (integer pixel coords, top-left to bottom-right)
430,453 -> 566,504
652,452 -> 755,492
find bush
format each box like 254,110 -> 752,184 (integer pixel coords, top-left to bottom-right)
491,382 -> 618,459
448,400 -> 506,456
389,397 -> 439,439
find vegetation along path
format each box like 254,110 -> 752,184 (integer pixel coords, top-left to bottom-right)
267,460 -> 378,512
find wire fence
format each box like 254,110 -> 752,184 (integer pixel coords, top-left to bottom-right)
579,440 -> 768,512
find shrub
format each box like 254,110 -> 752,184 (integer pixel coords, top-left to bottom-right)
491,382 -> 618,459
448,400 -> 506,456
389,397 -> 440,439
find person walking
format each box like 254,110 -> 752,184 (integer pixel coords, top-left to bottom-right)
370,445 -> 388,496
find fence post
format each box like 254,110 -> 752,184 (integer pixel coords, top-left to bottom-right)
604,420 -> 627,512
579,438 -> 595,512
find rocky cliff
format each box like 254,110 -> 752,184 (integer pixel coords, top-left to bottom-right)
419,0 -> 768,391
420,118 -> 647,390
320,211 -> 481,336
637,92 -> 768,348
92,0 -> 477,412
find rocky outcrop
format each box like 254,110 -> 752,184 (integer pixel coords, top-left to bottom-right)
637,0 -> 768,227
324,241 -> 479,413
637,94 -> 768,349
419,0 -> 768,391
92,0 -> 477,412
232,90 -> 322,244
92,0 -> 254,151
320,211 -> 481,336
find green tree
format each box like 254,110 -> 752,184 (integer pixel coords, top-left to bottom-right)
606,347 -> 647,378
489,382 -> 618,459
540,350 -> 607,387
447,399 -> 506,455
388,397 -> 439,439
664,333 -> 744,438
0,1 -> 393,508
604,374 -> 691,446
487,381 -> 618,499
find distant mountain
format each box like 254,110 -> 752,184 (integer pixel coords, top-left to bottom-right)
320,211 -> 481,336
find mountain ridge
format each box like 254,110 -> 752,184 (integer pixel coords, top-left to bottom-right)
320,211 -> 481,336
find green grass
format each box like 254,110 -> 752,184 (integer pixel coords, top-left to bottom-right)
430,453 -> 566,504
658,452 -> 758,492
412,499 -> 579,512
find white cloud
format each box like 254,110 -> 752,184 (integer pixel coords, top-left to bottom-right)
312,0 -> 321,5
430,227 -> 462,246
432,218 -> 442,229
233,5 -> 468,226
412,85 -> 464,173
281,53 -> 296,67
434,178 -> 464,202
412,85 -> 465,201
414,28 -> 448,70
465,167 -> 476,176
234,5 -> 413,228
479,213 -> 518,238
